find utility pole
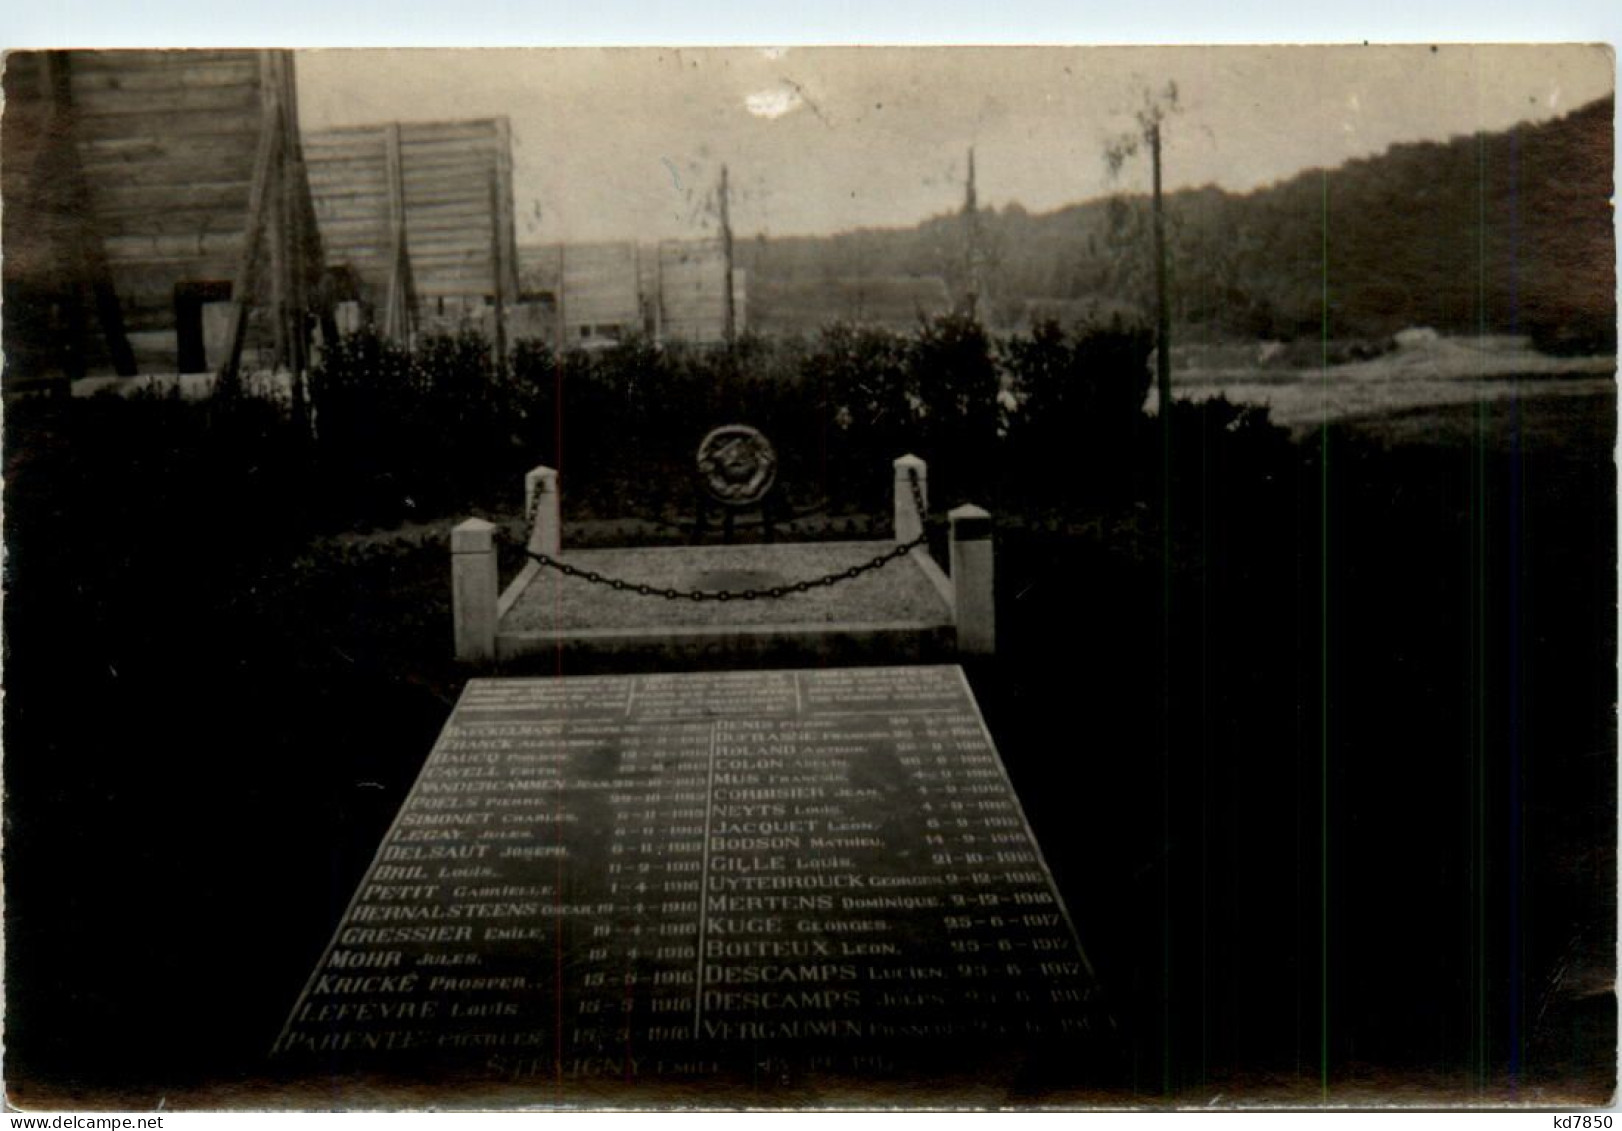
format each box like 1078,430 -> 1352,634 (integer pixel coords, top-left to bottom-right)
719,164 -> 736,347
1150,120 -> 1171,423
488,168 -> 507,370
962,146 -> 983,321
1105,83 -> 1178,419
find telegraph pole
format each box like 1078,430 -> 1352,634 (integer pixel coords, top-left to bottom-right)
962,146 -> 982,321
719,164 -> 736,347
488,168 -> 507,370
1150,121 -> 1171,423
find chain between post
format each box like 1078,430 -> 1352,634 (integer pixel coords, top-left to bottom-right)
523,471 -> 930,602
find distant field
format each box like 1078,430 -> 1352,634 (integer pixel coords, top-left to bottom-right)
1168,335 -> 1616,435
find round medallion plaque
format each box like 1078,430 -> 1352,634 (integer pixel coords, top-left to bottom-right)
696,424 -> 778,507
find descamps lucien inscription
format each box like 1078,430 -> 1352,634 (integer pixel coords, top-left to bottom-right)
273,666 -> 1101,1088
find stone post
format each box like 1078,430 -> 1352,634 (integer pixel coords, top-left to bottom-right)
949,504 -> 995,655
893,454 -> 928,543
524,465 -> 561,556
452,518 -> 498,662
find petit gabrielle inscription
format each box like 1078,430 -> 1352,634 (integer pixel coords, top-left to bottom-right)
274,666 -> 1101,1089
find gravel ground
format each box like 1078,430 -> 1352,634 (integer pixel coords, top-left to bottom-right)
503,541 -> 953,631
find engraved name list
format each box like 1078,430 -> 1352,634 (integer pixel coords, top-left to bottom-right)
273,666 -> 1103,1092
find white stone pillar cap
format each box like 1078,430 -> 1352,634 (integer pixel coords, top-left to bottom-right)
452,518 -> 496,552
949,504 -> 993,539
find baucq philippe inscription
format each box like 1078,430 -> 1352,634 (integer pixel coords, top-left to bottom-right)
274,666 -> 1105,1094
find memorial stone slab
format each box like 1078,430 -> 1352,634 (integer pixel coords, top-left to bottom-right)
274,666 -> 1106,1102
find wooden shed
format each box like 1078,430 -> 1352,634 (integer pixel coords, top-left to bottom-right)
303,118 -> 519,348
1,49 -> 326,391
656,238 -> 744,344
519,241 -> 645,346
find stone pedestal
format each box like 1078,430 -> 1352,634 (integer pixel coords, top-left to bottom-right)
949,504 -> 994,655
524,465 -> 561,556
893,453 -> 928,543
452,518 -> 498,661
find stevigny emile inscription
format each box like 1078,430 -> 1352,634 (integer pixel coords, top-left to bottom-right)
274,666 -> 1101,1091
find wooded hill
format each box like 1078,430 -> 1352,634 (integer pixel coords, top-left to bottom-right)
738,95 -> 1615,352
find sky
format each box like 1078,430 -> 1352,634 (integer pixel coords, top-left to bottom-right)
295,45 -> 1613,246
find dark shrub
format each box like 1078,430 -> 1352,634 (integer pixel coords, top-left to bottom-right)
800,322 -> 915,512
1002,316 -> 1154,505
908,312 -> 1001,502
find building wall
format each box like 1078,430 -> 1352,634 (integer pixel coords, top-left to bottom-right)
658,238 -> 741,344
2,50 -> 314,379
559,242 -> 641,341
305,117 -> 519,329
519,239 -> 744,347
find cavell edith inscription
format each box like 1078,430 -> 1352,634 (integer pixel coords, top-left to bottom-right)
275,666 -> 1104,1095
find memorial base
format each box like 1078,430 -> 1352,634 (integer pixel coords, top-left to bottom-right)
275,666 -> 1110,1105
